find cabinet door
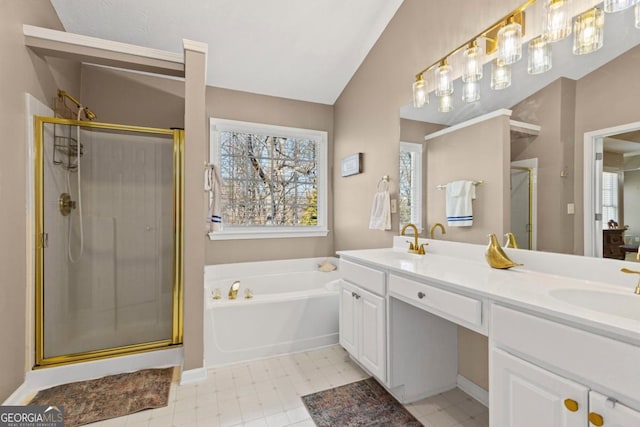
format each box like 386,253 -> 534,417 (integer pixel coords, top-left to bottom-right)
492,348 -> 589,427
339,280 -> 358,357
358,287 -> 386,382
589,391 -> 640,426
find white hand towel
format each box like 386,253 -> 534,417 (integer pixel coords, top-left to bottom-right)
446,180 -> 475,227
206,165 -> 223,232
369,189 -> 391,230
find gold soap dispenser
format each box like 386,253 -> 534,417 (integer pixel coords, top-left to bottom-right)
486,233 -> 523,269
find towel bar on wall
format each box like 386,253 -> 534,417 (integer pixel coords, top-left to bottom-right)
436,180 -> 483,189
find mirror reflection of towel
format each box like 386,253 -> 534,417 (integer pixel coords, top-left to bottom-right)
446,180 -> 475,227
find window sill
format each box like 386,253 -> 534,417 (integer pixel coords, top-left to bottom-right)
208,228 -> 329,241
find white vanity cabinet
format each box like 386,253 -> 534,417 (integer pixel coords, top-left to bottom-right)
339,259 -> 386,382
491,304 -> 640,427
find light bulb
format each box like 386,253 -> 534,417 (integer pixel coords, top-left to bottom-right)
435,61 -> 453,96
491,60 -> 511,90
573,7 -> 604,55
497,20 -> 523,65
528,36 -> 552,75
463,42 -> 484,82
603,0 -> 637,13
438,94 -> 454,112
545,0 -> 572,42
462,81 -> 480,103
412,77 -> 428,108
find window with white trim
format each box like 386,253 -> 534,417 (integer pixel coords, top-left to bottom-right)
602,171 -> 619,228
399,142 -> 423,232
209,118 -> 328,240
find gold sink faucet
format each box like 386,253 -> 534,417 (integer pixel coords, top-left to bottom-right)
430,223 -> 446,239
620,268 -> 640,295
401,223 -> 427,255
228,280 -> 240,300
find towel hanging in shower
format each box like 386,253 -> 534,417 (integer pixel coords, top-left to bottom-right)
205,165 -> 223,232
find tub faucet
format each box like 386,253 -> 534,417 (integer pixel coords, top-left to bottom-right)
228,281 -> 240,300
401,223 -> 427,255
429,223 -> 446,239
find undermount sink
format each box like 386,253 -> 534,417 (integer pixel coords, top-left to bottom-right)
549,289 -> 640,322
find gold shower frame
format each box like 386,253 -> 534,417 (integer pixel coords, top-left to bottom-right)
33,116 -> 184,367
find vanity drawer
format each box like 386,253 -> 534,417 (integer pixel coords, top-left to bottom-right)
389,274 -> 482,328
492,304 -> 640,403
340,259 -> 386,296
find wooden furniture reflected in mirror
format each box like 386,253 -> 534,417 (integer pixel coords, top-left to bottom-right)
603,228 -> 625,260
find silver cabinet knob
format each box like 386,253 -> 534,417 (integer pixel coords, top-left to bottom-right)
418,291 -> 426,299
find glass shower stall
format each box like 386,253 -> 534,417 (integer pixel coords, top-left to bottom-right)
34,116 -> 184,366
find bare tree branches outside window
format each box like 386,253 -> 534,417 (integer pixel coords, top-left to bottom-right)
399,150 -> 414,226
219,131 -> 319,227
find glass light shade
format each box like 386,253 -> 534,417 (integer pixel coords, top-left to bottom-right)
435,62 -> 454,96
412,78 -> 428,108
636,4 -> 640,28
528,36 -> 553,75
545,0 -> 572,42
491,61 -> 511,90
603,0 -> 637,13
497,21 -> 523,65
462,81 -> 480,103
462,43 -> 484,82
573,8 -> 604,55
438,94 -> 454,112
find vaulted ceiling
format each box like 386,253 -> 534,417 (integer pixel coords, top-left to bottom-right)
50,0 -> 404,105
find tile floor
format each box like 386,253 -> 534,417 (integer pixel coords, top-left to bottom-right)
86,345 -> 489,427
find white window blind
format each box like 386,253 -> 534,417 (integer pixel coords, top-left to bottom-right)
602,171 -> 619,228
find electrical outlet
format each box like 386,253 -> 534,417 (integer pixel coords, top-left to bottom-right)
567,203 -> 575,215
390,199 -> 397,214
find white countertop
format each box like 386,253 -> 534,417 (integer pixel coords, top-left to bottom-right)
337,242 -> 640,345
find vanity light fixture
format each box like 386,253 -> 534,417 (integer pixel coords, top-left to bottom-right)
462,80 -> 480,103
573,7 -> 605,55
545,0 -> 573,42
603,0 -> 638,13
438,94 -> 454,112
462,41 -> 484,82
497,17 -> 523,65
528,36 -> 553,74
491,60 -> 511,90
435,60 -> 454,97
412,75 -> 428,108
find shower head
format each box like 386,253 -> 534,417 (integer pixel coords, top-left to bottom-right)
82,107 -> 97,121
57,89 -> 97,121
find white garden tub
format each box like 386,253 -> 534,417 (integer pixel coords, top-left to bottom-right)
204,257 -> 339,367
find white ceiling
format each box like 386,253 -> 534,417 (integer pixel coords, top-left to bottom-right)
50,0 -> 404,105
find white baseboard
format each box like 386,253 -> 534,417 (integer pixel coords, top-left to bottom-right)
180,367 -> 207,385
457,374 -> 489,407
3,383 -> 32,405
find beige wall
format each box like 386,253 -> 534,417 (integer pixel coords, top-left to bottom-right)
333,0 -> 523,393
426,115 -> 511,244
511,78 -> 576,254
574,44 -> 640,254
0,0 -> 81,401
333,0 -> 523,251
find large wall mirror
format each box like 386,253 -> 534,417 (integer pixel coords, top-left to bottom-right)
399,2 -> 640,261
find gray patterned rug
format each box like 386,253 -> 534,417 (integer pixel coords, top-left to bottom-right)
28,367 -> 173,426
302,377 -> 422,426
